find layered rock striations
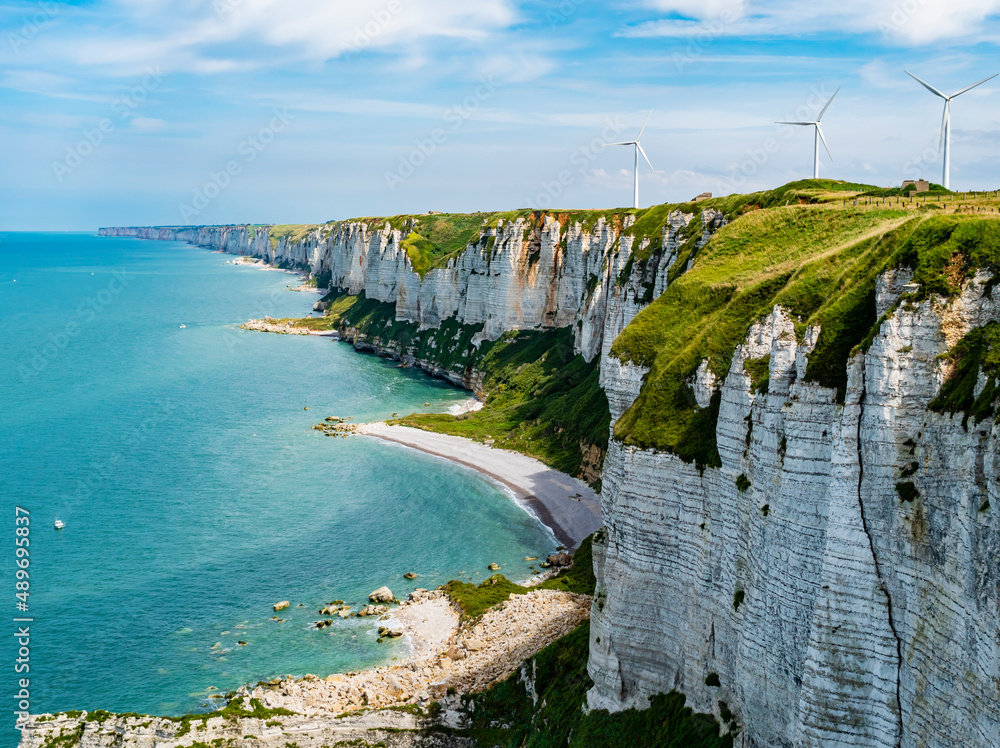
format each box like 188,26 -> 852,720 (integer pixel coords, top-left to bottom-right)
589,272 -> 1000,747
101,213 -> 722,481
102,197 -> 1000,748
99,211 -> 723,365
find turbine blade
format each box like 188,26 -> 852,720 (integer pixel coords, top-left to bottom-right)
636,109 -> 653,140
607,141 -> 635,146
939,99 -> 950,152
816,123 -> 832,161
950,73 -> 999,98
817,86 -> 840,121
906,70 -> 947,99
776,121 -> 814,126
636,142 -> 654,171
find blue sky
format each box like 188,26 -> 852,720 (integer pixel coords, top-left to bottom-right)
2,0 -> 1000,229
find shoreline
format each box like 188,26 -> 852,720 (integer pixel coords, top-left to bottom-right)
20,587 -> 592,744
227,258 -> 601,550
240,317 -> 339,336
357,423 -> 601,549
14,236 -> 599,744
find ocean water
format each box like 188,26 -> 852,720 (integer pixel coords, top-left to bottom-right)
0,233 -> 555,747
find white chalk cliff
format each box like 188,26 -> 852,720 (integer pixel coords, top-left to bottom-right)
589,275 -> 1000,747
100,211 -> 1000,747
99,212 -> 720,365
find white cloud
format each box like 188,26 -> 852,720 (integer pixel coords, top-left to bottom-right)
3,0 -> 521,75
625,0 -> 1000,45
0,71 -> 109,102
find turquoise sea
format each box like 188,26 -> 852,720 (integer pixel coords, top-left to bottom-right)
0,233 -> 554,748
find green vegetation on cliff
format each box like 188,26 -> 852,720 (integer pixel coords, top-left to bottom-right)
267,224 -> 320,249
443,534 -> 595,621
611,208 -> 1000,469
930,320 -> 1000,425
398,213 -> 487,277
397,327 -> 610,478
308,179 -> 880,282
460,621 -> 733,747
278,293 -> 609,478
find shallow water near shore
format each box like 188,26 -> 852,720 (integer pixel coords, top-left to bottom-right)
0,233 -> 555,747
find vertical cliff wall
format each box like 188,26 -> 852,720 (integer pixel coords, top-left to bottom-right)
99,210 -> 722,366
588,212 -> 1000,747
101,190 -> 1000,747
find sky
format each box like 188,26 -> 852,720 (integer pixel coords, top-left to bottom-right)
2,0 -> 1000,230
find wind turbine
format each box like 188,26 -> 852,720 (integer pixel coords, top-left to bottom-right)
905,71 -> 998,190
777,87 -> 839,179
609,110 -> 655,209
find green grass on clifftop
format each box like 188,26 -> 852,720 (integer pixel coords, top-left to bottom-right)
399,213 -> 487,278
339,180 -> 882,279
267,224 -> 320,249
611,209 -> 1000,469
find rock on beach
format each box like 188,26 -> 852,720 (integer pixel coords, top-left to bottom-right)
368,586 -> 394,603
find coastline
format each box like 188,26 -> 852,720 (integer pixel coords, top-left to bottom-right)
13,236 -> 598,746
19,587 -> 592,747
357,423 -> 601,549
240,317 -> 339,336
231,250 -> 600,550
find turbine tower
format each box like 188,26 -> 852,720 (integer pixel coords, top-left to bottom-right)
610,110 -> 655,209
905,71 -> 997,190
777,87 -> 839,179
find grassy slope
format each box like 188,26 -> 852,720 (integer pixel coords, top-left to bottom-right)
611,209 -> 1000,469
275,293 -> 608,478
396,327 -> 610,478
443,535 -> 596,621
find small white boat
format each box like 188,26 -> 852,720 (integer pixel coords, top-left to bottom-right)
179,324 -> 187,329
54,519 -> 65,530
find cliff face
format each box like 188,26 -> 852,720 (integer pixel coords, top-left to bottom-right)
589,270 -> 1000,747
99,212 -> 721,365
100,190 -> 1000,748
101,214 -> 718,481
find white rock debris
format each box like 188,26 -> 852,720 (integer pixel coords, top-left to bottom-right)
18,589 -> 589,748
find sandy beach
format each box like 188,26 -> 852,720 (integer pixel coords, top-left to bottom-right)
357,423 -> 602,549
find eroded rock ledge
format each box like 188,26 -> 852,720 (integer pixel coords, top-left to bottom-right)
18,588 -> 589,748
